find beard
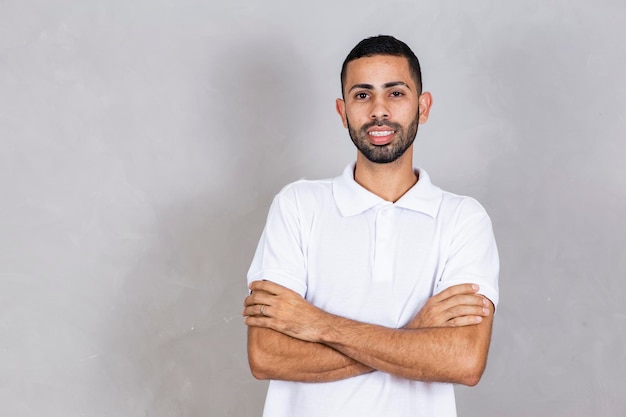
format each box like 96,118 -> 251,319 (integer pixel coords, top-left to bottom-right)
347,112 -> 419,164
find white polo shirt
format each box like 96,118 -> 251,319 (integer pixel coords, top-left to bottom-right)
248,163 -> 499,417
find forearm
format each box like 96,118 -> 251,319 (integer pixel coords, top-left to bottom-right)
320,309 -> 493,385
245,281 -> 494,385
248,327 -> 373,382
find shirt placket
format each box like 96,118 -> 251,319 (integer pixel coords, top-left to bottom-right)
372,204 -> 395,282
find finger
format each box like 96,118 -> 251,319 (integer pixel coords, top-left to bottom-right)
439,296 -> 490,321
243,294 -> 257,307
244,289 -> 274,306
428,284 -> 478,305
435,284 -> 480,301
256,303 -> 270,317
242,303 -> 271,318
244,291 -> 275,307
244,314 -> 274,329
444,315 -> 484,327
249,280 -> 288,295
445,304 -> 491,320
242,305 -> 252,317
242,304 -> 256,317
251,289 -> 273,296
260,304 -> 271,317
445,297 -> 494,322
440,294 -> 488,311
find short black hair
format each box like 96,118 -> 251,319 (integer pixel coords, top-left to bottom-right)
340,35 -> 422,96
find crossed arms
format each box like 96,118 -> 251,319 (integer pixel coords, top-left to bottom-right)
243,281 -> 494,386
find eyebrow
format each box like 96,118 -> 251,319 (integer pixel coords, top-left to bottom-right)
348,81 -> 411,93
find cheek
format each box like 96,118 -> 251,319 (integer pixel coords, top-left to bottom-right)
397,104 -> 419,123
345,102 -> 370,119
345,109 -> 364,128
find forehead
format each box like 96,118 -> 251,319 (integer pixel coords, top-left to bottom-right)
344,55 -> 414,89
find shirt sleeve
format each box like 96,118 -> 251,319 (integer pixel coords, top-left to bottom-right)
434,198 -> 500,308
247,187 -> 308,297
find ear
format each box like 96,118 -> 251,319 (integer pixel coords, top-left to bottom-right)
417,92 -> 433,124
335,98 -> 348,128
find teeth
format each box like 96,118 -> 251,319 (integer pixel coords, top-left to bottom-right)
369,131 -> 394,137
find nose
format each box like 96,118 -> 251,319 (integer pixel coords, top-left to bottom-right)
370,97 -> 389,120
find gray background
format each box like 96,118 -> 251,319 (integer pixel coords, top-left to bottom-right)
1,0 -> 625,416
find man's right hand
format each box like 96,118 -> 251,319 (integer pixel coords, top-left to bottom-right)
404,284 -> 491,329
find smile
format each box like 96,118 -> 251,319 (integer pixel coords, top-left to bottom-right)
369,130 -> 395,137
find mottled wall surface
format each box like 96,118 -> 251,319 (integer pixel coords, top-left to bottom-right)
1,1 -> 624,416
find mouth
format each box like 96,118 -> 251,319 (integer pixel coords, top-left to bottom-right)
368,129 -> 396,145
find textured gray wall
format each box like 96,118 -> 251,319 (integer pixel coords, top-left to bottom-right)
1,1 -> 625,416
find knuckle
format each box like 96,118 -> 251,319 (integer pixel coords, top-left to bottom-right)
449,317 -> 465,327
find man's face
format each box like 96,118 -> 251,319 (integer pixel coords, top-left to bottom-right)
336,55 -> 431,164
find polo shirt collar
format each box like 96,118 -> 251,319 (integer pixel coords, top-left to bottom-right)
333,163 -> 443,218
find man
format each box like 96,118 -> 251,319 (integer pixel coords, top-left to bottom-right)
243,35 -> 499,417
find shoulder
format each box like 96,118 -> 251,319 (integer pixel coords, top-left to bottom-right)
275,177 -> 333,201
438,190 -> 493,229
441,190 -> 488,214
270,177 -> 334,213
278,177 -> 333,197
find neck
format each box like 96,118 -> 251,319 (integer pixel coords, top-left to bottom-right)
354,148 -> 418,202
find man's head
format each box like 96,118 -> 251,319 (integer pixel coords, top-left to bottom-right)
336,35 -> 431,165
340,35 -> 422,98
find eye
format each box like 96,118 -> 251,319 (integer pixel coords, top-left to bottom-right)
354,92 -> 369,100
390,91 -> 404,97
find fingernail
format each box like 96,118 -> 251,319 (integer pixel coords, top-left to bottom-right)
483,307 -> 489,315
472,284 -> 479,291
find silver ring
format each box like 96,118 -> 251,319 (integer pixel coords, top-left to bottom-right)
260,304 -> 266,317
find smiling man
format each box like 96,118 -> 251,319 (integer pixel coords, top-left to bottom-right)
243,35 -> 499,417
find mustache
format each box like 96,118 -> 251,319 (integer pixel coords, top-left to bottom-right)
360,120 -> 403,132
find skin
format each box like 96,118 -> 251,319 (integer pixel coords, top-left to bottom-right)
244,54 -> 494,385
245,282 -> 493,384
336,55 -> 433,202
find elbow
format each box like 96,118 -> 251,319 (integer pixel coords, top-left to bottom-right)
248,355 -> 271,380
458,372 -> 482,387
250,366 -> 270,381
456,356 -> 487,387
454,321 -> 492,386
